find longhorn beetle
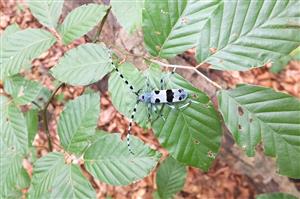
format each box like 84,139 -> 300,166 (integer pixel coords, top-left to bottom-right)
110,59 -> 198,154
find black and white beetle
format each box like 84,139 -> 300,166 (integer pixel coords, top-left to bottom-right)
111,59 -> 197,154
139,88 -> 188,104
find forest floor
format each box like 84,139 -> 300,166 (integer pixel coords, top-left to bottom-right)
1,0 -> 300,198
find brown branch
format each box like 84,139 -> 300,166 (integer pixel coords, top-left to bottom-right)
42,83 -> 64,151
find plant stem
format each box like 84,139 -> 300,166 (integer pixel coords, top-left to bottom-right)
42,83 -> 64,151
149,59 -> 223,90
92,6 -> 112,43
195,61 -> 206,69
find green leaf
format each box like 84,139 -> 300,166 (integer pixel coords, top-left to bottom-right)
218,84 -> 300,178
153,191 -> 162,199
0,96 -> 28,154
156,157 -> 186,199
271,45 -> 300,73
4,74 -> 50,105
150,67 -> 222,171
143,0 -> 222,58
16,167 -> 31,190
270,55 -> 292,73
1,23 -> 21,37
0,138 -> 23,198
108,62 -> 148,128
59,3 -> 108,45
57,93 -> 100,154
111,0 -> 143,33
256,192 -> 298,199
27,0 -> 64,28
29,152 -> 96,198
270,44 -> 300,73
50,43 -> 113,86
0,29 -> 56,78
50,164 -> 96,199
196,0 -> 300,71
25,109 -> 39,147
270,45 -> 300,74
84,133 -> 161,186
89,130 -> 111,143
28,146 -> 38,164
290,46 -> 300,60
28,152 -> 65,198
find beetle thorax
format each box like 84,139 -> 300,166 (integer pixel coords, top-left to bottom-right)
138,92 -> 152,103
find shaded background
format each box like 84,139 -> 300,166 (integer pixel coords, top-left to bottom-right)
1,0 -> 299,198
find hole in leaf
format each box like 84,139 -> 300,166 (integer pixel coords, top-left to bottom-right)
181,17 -> 189,24
207,151 -> 216,159
18,86 -> 24,97
238,124 -> 242,130
193,139 -> 200,144
209,47 -> 217,54
160,9 -> 168,15
238,106 -> 244,116
191,93 -> 198,99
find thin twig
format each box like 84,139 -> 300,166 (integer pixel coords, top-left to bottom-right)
92,6 -> 112,43
195,61 -> 206,69
42,83 -> 64,151
44,83 -> 65,109
149,59 -> 223,90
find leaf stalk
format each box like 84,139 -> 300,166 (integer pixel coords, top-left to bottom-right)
92,5 -> 112,43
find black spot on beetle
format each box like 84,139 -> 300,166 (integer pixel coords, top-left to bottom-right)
131,115 -> 134,119
133,108 -> 136,112
154,90 -> 160,94
166,89 -> 174,102
120,74 -> 124,78
125,80 -> 128,84
178,89 -> 183,93
115,68 -> 119,72
155,98 -> 161,103
129,86 -> 133,90
179,96 -> 182,100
